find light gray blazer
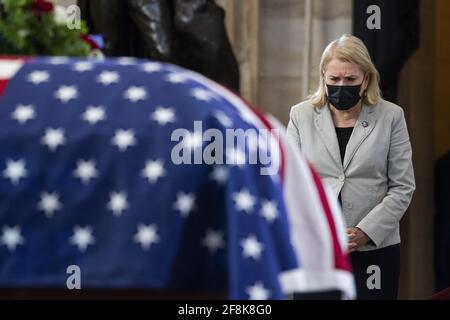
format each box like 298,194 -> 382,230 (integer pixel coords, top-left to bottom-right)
287,99 -> 415,251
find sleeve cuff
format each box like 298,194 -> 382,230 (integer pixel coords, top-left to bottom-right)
356,218 -> 382,248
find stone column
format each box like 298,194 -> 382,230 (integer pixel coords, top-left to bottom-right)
258,0 -> 352,125
218,0 -> 260,105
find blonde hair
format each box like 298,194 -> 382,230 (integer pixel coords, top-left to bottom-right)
310,34 -> 382,107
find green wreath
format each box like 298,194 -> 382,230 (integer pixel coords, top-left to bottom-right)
0,0 -> 94,56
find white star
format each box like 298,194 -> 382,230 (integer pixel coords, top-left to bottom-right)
241,234 -> 264,260
37,192 -> 62,218
54,85 -> 78,103
97,71 -> 120,85
226,147 -> 247,167
190,88 -> 215,101
173,192 -> 195,217
202,230 -> 225,253
117,57 -> 137,65
112,129 -> 136,151
11,104 -> 35,124
214,111 -> 233,127
70,226 -> 95,252
26,70 -> 50,84
151,107 -> 176,125
81,105 -> 106,124
141,62 -> 162,73
165,73 -> 187,84
41,128 -> 65,151
49,57 -> 69,64
124,86 -> 147,102
260,200 -> 278,223
1,226 -> 25,251
107,192 -> 129,216
134,224 -> 160,250
270,173 -> 281,185
233,189 -> 256,213
210,166 -> 229,185
73,159 -> 98,184
182,132 -> 203,151
246,282 -> 271,300
73,61 -> 94,72
166,65 -> 183,73
240,109 -> 256,124
141,159 -> 166,183
2,159 -> 27,185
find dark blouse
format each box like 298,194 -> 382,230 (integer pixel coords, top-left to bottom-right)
335,127 -> 354,206
335,127 -> 354,163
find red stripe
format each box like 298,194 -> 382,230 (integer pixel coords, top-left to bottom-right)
0,56 -> 31,97
0,55 -> 32,60
0,79 -> 8,96
429,287 -> 450,300
309,163 -> 352,272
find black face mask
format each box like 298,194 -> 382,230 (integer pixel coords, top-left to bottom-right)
326,83 -> 363,110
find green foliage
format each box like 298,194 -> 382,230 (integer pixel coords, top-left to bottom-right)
0,0 -> 91,56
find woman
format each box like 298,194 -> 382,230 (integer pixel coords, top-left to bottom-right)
287,34 -> 415,300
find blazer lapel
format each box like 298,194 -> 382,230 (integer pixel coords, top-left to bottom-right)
343,105 -> 378,171
314,106 -> 343,170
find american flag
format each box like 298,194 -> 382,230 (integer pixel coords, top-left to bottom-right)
0,56 -> 355,299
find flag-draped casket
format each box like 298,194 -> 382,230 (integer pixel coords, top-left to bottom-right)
0,56 -> 355,299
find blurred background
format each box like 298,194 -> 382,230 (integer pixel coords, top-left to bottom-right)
29,0 -> 450,299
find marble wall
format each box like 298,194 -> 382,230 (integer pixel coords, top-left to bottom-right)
218,0 -> 352,124
258,0 -> 352,125
435,0 -> 450,159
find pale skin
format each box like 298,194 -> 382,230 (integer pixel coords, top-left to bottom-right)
324,58 -> 371,252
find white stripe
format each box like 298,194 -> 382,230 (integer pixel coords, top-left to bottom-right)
276,118 -> 333,270
0,59 -> 24,80
279,268 -> 356,300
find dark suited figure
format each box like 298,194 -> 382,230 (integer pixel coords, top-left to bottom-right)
353,0 -> 419,103
78,0 -> 240,92
435,151 -> 450,291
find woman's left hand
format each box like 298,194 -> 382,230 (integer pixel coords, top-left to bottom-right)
347,227 -> 370,252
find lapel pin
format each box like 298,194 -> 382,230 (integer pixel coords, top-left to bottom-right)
362,121 -> 369,128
